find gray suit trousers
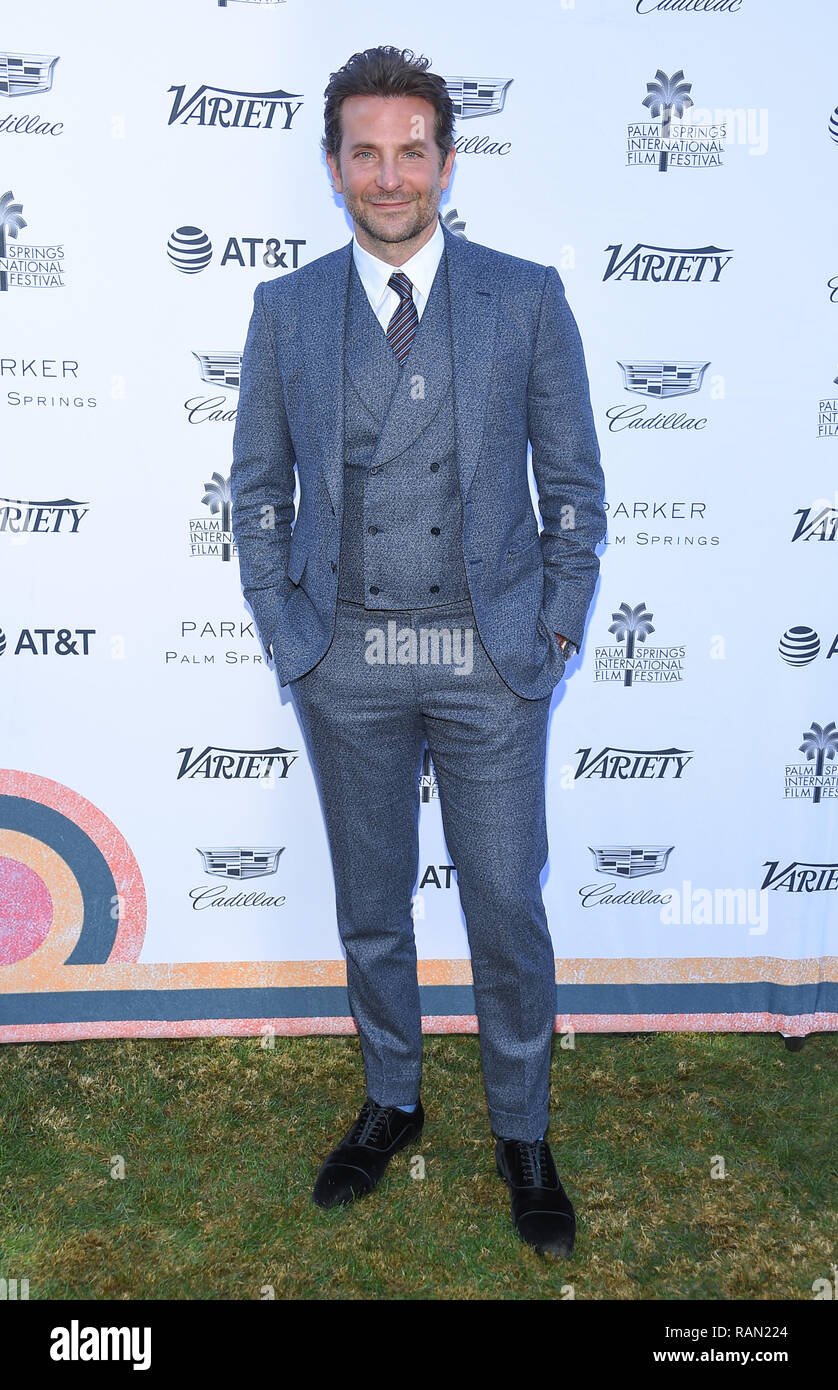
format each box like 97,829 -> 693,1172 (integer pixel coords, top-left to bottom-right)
288,594 -> 556,1141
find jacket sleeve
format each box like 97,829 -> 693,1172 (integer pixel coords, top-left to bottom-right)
230,280 -> 297,658
527,265 -> 606,651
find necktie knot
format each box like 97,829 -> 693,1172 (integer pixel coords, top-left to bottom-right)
388,271 -> 414,302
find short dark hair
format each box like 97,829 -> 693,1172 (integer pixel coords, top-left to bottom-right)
322,46 -> 455,170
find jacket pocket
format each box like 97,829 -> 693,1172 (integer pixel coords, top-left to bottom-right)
507,534 -> 542,557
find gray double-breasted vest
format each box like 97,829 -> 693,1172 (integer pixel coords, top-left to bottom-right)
336,249 -> 471,609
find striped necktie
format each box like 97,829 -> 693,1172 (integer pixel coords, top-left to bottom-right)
386,271 -> 418,364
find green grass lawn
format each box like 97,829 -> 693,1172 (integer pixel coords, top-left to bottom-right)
1,1031 -> 835,1300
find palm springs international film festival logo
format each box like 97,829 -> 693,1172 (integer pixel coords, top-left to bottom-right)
0,50 -> 63,136
607,359 -> 711,431
0,191 -> 65,291
627,69 -> 725,171
603,243 -> 732,283
186,351 -> 241,424
784,722 -> 838,803
595,602 -> 686,685
189,473 -> 237,560
166,81 -> 302,130
818,369 -> 838,437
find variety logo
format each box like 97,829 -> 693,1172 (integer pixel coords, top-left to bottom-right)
628,69 -> 724,171
574,746 -> 693,780
0,496 -> 89,533
185,351 -> 241,424
791,506 -> 838,542
166,225 -> 304,273
761,860 -> 838,892
603,498 -> 719,549
829,105 -> 838,146
190,846 -> 287,908
595,602 -> 686,685
603,242 -> 732,283
164,617 -> 268,667
580,845 -> 675,908
777,626 -> 838,666
607,359 -> 710,431
167,82 -> 302,129
784,721 -> 838,803
0,190 -> 65,291
189,472 -> 237,561
0,625 -> 94,656
176,745 -> 298,780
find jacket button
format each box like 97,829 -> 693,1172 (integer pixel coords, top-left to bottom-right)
369,585 -> 379,595
429,585 -> 440,594
430,462 -> 439,472
430,527 -> 440,535
368,525 -> 378,534
370,465 -> 382,475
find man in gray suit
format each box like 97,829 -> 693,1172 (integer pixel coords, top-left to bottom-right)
231,46 -> 606,1258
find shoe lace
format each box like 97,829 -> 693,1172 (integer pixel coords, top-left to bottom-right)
350,1100 -> 391,1147
514,1139 -> 551,1187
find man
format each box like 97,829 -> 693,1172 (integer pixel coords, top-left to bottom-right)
231,46 -> 606,1259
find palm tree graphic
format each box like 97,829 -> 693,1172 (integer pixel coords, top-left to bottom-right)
608,602 -> 655,687
798,721 -> 838,805
642,69 -> 693,172
202,471 -> 233,562
0,190 -> 27,293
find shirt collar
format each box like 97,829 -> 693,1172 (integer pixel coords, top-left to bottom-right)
352,217 -> 445,313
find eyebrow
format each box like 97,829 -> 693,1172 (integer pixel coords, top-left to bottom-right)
346,139 -> 429,152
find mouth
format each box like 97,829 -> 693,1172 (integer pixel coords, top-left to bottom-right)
371,200 -> 412,208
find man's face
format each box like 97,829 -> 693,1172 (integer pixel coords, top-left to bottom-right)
326,94 -> 455,253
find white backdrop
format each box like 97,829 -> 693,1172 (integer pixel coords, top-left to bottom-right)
2,0 -> 836,1042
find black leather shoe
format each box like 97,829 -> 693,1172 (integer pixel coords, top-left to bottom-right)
495,1137 -> 576,1257
312,1097 -> 424,1209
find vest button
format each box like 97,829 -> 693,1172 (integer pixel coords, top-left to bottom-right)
368,525 -> 378,534
430,462 -> 439,472
430,527 -> 440,535
429,585 -> 440,594
331,561 -> 337,573
369,585 -> 379,595
370,465 -> 382,474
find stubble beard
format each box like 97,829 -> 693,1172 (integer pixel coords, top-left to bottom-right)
344,185 -> 440,248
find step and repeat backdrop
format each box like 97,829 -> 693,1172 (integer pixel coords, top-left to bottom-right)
2,0 -> 837,1043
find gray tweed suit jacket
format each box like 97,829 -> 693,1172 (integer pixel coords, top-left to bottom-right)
230,218 -> 606,700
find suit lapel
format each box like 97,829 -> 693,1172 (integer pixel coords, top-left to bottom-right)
299,218 -> 500,516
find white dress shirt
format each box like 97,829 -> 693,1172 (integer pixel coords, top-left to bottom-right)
351,217 -> 445,332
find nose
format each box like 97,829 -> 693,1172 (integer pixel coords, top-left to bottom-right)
375,158 -> 403,191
